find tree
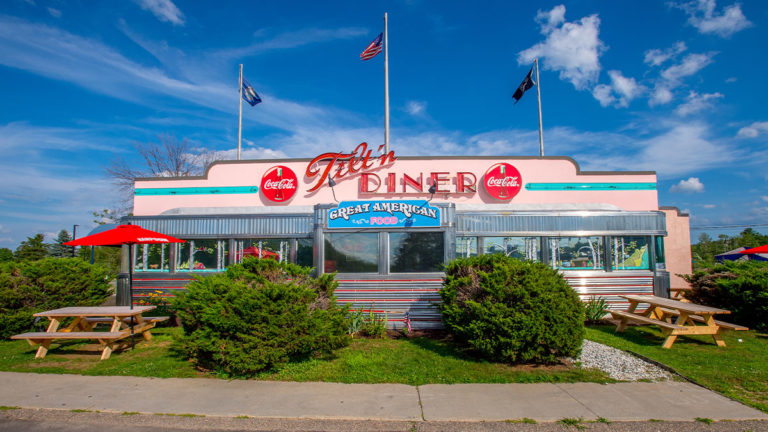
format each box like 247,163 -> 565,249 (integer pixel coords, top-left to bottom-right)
49,230 -> 73,258
14,234 -> 48,262
0,248 -> 13,262
106,134 -> 217,211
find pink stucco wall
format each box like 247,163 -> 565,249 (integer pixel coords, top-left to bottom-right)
133,156 -> 659,215
661,207 -> 692,289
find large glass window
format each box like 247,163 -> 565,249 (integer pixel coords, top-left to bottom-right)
455,236 -> 477,258
232,238 -> 313,267
610,236 -> 650,271
483,237 -> 541,261
548,236 -> 604,270
654,236 -> 666,270
175,240 -> 228,272
134,244 -> 169,272
390,232 -> 445,273
324,233 -> 378,273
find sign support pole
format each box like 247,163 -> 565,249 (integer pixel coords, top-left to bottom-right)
384,12 -> 390,154
535,58 -> 544,157
237,63 -> 243,161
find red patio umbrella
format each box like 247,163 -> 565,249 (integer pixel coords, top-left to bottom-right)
241,245 -> 279,260
65,225 -> 184,348
740,244 -> 768,254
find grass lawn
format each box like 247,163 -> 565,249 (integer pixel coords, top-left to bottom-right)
0,328 -> 612,385
586,325 -> 768,413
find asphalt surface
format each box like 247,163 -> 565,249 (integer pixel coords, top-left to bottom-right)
1,408 -> 768,431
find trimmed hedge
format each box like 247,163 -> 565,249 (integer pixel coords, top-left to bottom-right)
0,258 -> 113,339
440,254 -> 585,364
682,260 -> 768,331
173,257 -> 349,376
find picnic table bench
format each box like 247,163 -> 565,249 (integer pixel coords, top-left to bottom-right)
610,295 -> 747,349
11,306 -> 158,360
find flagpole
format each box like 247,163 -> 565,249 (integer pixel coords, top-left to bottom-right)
238,63 -> 243,161
384,12 -> 390,154
535,58 -> 544,157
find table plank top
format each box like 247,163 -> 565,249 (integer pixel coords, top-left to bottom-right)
619,295 -> 730,315
33,306 -> 155,317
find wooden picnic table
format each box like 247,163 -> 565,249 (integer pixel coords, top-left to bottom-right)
11,306 -> 159,360
610,294 -> 747,349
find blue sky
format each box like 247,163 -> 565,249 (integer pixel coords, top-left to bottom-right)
1,0 -> 767,249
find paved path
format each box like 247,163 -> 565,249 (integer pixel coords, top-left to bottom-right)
0,372 -> 765,423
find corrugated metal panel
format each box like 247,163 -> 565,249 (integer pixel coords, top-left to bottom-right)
456,212 -> 666,235
124,214 -> 313,238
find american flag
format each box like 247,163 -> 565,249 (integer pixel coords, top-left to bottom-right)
360,33 -> 383,61
403,311 -> 412,333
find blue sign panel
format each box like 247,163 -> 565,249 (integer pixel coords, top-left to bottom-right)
328,200 -> 441,229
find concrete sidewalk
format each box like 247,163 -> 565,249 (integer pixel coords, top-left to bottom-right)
0,372 -> 765,423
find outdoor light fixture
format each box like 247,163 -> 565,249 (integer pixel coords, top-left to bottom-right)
328,176 -> 339,203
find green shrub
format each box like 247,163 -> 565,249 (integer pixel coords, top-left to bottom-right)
440,254 -> 585,364
173,257 -> 349,376
584,296 -> 609,323
681,260 -> 768,331
0,258 -> 113,339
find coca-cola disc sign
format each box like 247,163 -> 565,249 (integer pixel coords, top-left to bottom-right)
260,165 -> 298,202
483,163 -> 522,200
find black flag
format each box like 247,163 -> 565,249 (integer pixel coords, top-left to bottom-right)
513,68 -> 535,104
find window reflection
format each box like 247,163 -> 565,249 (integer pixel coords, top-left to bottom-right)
324,233 -> 378,273
390,232 -> 444,272
549,237 -> 603,270
483,237 -> 540,261
610,236 -> 650,270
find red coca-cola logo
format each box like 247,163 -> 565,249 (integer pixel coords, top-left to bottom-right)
260,165 -> 298,202
483,163 -> 522,200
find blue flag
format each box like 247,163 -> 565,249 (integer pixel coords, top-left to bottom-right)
242,78 -> 262,106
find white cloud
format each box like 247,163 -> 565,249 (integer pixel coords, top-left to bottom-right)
47,8 -> 61,18
702,204 -> 716,208
405,101 -> 427,116
644,41 -> 687,66
675,91 -> 723,116
592,70 -> 644,108
761,196 -> 768,203
671,0 -> 752,38
737,122 -> 768,138
135,0 -> 185,26
518,5 -> 605,90
670,177 -> 705,193
649,86 -> 673,106
725,77 -> 737,83
660,53 -> 715,85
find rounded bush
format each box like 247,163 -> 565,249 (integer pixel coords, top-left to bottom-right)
440,254 -> 585,364
682,260 -> 768,331
173,257 -> 349,376
0,258 -> 113,339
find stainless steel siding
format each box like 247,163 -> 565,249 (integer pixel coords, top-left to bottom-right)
124,215 -> 313,237
455,212 -> 666,235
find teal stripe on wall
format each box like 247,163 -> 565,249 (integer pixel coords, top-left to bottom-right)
525,182 -> 656,191
135,186 -> 260,196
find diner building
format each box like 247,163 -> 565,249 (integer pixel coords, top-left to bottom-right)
123,144 -> 691,329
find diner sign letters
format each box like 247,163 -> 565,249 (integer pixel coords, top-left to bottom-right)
328,200 -> 441,228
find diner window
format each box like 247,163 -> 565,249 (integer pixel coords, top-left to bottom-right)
134,244 -> 169,271
324,233 -> 378,273
483,237 -> 541,261
455,236 -> 477,258
390,232 -> 445,273
296,238 -> 314,267
176,240 -> 228,272
548,236 -> 604,270
232,238 -> 313,267
610,236 -> 650,271
655,237 -> 666,270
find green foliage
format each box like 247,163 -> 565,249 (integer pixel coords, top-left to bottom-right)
139,290 -> 178,327
14,234 -> 48,262
0,258 -> 113,338
48,230 -> 73,258
584,296 -> 609,323
0,249 -> 13,263
440,254 -> 585,364
361,309 -> 387,338
347,307 -> 365,334
77,246 -> 121,276
173,257 -> 350,376
681,260 -> 768,331
691,228 -> 768,270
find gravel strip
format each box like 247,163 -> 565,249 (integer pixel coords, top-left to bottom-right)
578,339 -> 673,381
